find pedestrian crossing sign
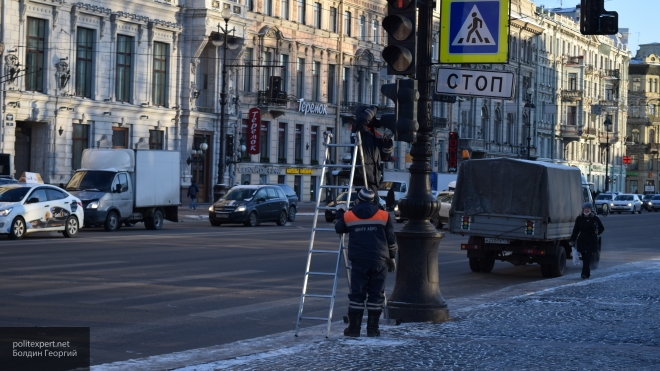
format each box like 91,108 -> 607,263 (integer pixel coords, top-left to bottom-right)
440,0 -> 510,63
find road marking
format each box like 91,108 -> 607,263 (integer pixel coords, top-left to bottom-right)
3,260 -> 126,272
16,270 -> 263,297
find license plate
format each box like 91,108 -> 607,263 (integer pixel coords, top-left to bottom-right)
485,238 -> 510,244
216,213 -> 229,219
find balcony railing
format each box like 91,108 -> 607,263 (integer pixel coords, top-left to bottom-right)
257,90 -> 288,107
565,56 -> 584,65
649,143 -> 660,153
582,127 -> 598,137
561,90 -> 583,101
561,124 -> 581,139
340,102 -> 394,115
604,69 -> 620,79
584,64 -> 595,74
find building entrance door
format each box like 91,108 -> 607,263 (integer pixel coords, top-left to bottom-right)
14,123 -> 32,178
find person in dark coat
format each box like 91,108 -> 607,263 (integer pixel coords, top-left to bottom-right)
386,186 -> 396,211
334,188 -> 397,337
187,180 -> 199,211
569,202 -> 604,279
352,106 -> 394,204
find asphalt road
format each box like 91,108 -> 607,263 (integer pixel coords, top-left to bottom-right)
1,210 -> 659,365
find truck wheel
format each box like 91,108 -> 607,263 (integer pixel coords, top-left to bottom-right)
540,264 -> 553,278
469,258 -> 481,273
9,217 -> 26,240
63,216 -> 79,238
276,210 -> 288,226
104,211 -> 120,232
478,258 -> 495,273
548,247 -> 567,278
145,210 -> 164,230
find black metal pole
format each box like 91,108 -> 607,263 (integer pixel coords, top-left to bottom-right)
605,130 -> 610,192
215,20 -> 229,202
386,0 -> 449,323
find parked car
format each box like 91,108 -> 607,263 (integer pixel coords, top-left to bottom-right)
594,193 -> 614,215
609,194 -> 643,214
395,191 -> 453,229
0,182 -> 84,239
651,195 -> 660,212
324,190 -> 386,222
641,194 -> 656,211
273,184 -> 298,222
208,185 -> 289,227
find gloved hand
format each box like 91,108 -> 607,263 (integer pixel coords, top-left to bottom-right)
387,258 -> 396,273
335,208 -> 345,221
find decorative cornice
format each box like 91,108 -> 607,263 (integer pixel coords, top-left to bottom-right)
74,2 -> 112,16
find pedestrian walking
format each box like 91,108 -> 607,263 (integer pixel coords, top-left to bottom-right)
386,186 -> 395,211
334,188 -> 397,337
569,202 -> 604,279
187,180 -> 199,211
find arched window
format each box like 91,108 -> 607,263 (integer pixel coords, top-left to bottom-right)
649,128 -> 656,143
632,129 -> 640,144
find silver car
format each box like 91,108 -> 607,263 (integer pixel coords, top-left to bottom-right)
651,195 -> 660,212
609,194 -> 643,214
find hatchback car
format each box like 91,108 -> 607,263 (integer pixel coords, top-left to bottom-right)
208,185 -> 289,227
273,184 -> 298,222
609,194 -> 643,214
324,190 -> 386,222
0,183 -> 84,239
594,193 -> 614,215
651,195 -> 660,212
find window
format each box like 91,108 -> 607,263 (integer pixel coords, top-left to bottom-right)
357,70 -> 365,103
152,42 -> 169,106
243,48 -> 253,92
241,120 -> 251,161
312,61 -> 321,101
295,124 -> 303,162
371,73 -> 378,105
280,54 -> 289,92
313,3 -> 321,28
149,130 -> 164,149
310,126 -> 319,163
326,127 -> 335,162
46,188 -> 67,201
260,122 -> 270,161
72,124 -> 89,169
327,64 -> 336,104
342,67 -> 350,102
330,7 -> 338,33
75,28 -> 94,98
372,19 -> 379,44
264,0 -> 272,16
568,73 -> 577,90
262,50 -> 272,90
297,0 -> 305,24
296,58 -> 305,98
116,35 -> 133,102
629,180 -> 638,194
281,0 -> 289,20
359,15 -> 366,41
344,11 -> 352,37
567,106 -> 577,126
278,123 -> 287,162
26,17 -> 47,92
112,127 -> 129,148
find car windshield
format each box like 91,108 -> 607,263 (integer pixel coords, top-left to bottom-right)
614,195 -> 633,201
643,195 -> 653,200
0,186 -> 31,202
337,192 -> 358,202
224,188 -> 256,200
596,194 -> 612,200
65,171 -> 116,192
379,181 -> 403,192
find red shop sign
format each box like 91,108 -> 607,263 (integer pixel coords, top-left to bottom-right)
248,108 -> 261,155
448,131 -> 459,172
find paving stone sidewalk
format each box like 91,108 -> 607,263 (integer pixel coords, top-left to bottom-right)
95,260 -> 660,371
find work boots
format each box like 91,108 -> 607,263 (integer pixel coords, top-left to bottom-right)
366,310 -> 382,337
343,311 -> 363,337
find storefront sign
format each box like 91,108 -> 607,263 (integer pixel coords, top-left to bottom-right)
298,99 -> 328,115
286,168 -> 314,175
627,171 -> 638,176
448,131 -> 459,172
248,108 -> 260,154
645,185 -> 655,193
236,166 -> 282,175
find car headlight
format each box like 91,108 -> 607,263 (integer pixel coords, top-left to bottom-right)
610,203 -> 614,206
235,205 -> 246,212
394,204 -> 399,212
86,201 -> 99,209
627,203 -> 632,207
209,205 -> 215,212
0,207 -> 13,217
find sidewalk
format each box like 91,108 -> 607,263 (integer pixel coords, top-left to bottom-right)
94,260 -> 660,371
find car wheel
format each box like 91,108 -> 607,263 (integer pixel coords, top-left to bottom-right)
9,217 -> 26,240
145,209 -> 164,230
244,212 -> 258,227
277,210 -> 288,226
104,211 -> 120,232
210,220 -> 222,227
288,206 -> 297,222
63,216 -> 79,238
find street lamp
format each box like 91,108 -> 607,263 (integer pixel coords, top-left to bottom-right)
211,7 -> 238,201
604,117 -> 613,192
187,141 -> 209,185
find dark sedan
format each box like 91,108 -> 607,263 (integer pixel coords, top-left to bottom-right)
208,185 -> 289,227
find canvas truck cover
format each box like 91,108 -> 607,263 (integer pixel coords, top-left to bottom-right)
452,158 -> 582,223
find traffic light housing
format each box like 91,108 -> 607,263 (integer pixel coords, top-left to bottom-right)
580,0 -> 618,35
226,134 -> 234,157
382,0 -> 417,76
380,79 -> 419,143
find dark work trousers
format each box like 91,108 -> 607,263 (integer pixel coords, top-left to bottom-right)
581,252 -> 592,278
348,261 -> 387,313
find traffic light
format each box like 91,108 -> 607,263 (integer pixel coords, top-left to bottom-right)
580,0 -> 618,35
226,134 -> 234,157
380,79 -> 419,143
382,0 -> 417,76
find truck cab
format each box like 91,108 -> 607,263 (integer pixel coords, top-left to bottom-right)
65,170 -> 133,229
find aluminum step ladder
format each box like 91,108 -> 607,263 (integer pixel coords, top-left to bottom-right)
294,131 -> 368,337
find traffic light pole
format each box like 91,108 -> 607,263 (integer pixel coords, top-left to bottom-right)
386,0 -> 449,323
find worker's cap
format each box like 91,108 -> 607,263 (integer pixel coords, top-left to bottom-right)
357,188 -> 375,203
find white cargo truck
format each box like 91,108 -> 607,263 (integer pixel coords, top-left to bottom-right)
65,149 -> 180,231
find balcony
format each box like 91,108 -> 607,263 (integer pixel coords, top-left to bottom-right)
432,117 -> 448,129
561,90 -> 583,101
257,90 -> 288,118
584,64 -> 595,75
561,124 -> 581,140
604,69 -> 620,79
582,127 -> 597,139
564,56 -> 584,65
649,143 -> 660,154
599,99 -> 618,107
